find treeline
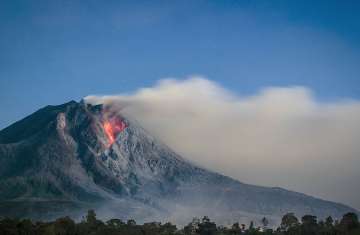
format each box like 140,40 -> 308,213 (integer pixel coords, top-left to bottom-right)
0,210 -> 359,235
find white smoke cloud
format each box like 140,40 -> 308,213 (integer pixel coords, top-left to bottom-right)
85,77 -> 360,210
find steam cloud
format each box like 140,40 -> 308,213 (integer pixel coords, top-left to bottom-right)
85,77 -> 360,210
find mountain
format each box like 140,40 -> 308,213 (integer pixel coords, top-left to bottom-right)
0,100 -> 356,225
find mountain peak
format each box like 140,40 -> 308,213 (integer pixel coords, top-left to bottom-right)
0,100 -> 357,223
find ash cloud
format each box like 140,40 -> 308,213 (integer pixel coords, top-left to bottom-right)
85,77 -> 360,210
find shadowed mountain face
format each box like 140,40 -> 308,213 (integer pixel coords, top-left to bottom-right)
0,101 -> 356,224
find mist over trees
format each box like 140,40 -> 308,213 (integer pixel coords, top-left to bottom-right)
0,210 -> 359,235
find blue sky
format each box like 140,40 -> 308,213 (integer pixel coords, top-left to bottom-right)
1,0 -> 360,129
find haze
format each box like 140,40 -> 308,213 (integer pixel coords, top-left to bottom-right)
86,77 -> 360,210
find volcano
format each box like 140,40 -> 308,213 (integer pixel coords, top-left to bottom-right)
0,100 -> 356,224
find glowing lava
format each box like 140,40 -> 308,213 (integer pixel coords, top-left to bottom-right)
103,117 -> 127,146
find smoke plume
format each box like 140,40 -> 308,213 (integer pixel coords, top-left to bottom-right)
85,77 -> 360,210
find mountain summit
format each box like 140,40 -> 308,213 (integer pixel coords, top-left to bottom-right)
0,101 -> 356,224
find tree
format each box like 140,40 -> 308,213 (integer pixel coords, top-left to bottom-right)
78,209 -> 105,234
247,221 -> 257,235
197,216 -> 217,235
127,219 -> 136,226
106,218 -> 124,229
231,222 -> 240,230
161,222 -> 177,235
280,213 -> 299,231
15,219 -> 34,235
143,222 -> 162,235
301,215 -> 318,235
319,216 -> 335,235
202,216 -> 210,223
261,217 -> 269,228
249,221 -> 254,230
86,209 -> 97,225
339,212 -> 359,232
54,216 -> 76,235
184,217 -> 200,235
325,216 -> 334,228
301,215 -> 317,226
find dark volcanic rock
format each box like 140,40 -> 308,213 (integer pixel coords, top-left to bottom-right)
0,101 -> 357,224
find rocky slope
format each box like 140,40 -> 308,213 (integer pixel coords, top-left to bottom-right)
0,100 -> 356,225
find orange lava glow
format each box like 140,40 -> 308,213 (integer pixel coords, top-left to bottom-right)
103,117 -> 127,146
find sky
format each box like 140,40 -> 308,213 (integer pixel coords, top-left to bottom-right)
1,1 -> 360,209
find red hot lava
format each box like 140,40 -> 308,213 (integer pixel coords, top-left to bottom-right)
103,117 -> 127,146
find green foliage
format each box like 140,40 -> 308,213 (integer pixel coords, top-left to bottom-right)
0,210 -> 358,235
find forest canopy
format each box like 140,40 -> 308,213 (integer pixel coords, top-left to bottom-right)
0,210 -> 359,235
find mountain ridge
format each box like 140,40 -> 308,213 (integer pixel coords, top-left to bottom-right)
0,100 -> 357,224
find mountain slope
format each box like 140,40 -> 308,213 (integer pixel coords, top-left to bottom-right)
0,101 -> 356,224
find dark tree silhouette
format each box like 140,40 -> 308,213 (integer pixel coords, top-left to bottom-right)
339,212 -> 359,232
280,212 -> 300,232
0,210 -> 359,235
261,217 -> 269,228
301,215 -> 318,235
197,216 -> 217,235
